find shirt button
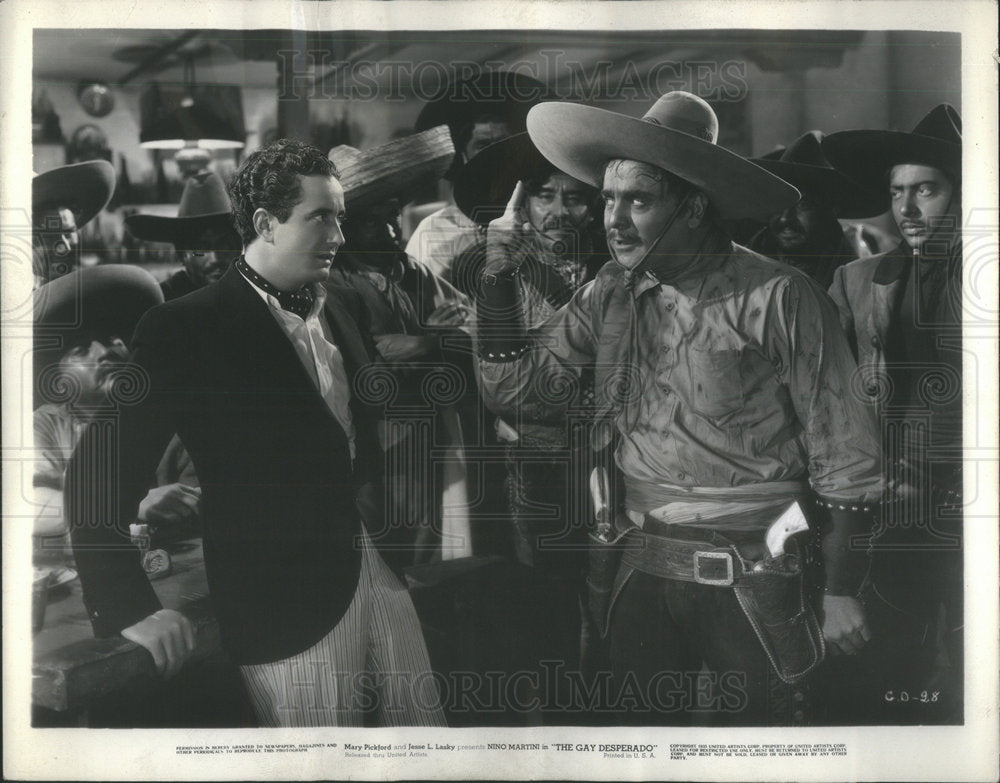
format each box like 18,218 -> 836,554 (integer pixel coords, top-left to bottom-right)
793,691 -> 805,702
871,335 -> 881,348
793,710 -> 805,722
677,471 -> 685,480
666,302 -> 675,311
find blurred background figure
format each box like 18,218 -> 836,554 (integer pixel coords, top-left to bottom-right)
31,160 -> 115,288
747,130 -> 887,289
328,126 -> 476,567
125,170 -> 242,300
404,71 -> 549,282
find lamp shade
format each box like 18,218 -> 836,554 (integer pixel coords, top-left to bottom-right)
140,83 -> 246,149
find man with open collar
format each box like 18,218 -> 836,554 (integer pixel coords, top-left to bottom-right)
476,91 -> 884,725
822,105 -> 963,723
67,139 -> 445,727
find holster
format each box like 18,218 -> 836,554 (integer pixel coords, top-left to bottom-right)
586,519 -> 630,639
731,539 -> 825,685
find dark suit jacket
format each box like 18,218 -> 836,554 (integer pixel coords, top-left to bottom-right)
68,266 -> 385,665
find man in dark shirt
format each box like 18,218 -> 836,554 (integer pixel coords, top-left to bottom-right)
823,104 -> 963,723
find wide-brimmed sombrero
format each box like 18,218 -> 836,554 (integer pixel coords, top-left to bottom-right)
329,125 -> 455,211
415,70 -> 549,137
33,265 -> 164,404
821,104 -> 962,216
32,160 -> 116,228
125,170 -> 238,248
526,91 -> 799,221
454,132 -> 582,226
751,130 -> 888,218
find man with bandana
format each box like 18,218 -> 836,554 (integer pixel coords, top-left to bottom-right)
475,92 -> 884,726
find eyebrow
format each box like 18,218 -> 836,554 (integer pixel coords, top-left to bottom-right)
600,187 -> 659,199
890,179 -> 942,189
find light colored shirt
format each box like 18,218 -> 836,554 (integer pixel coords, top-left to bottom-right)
404,204 -> 481,281
242,274 -> 356,459
480,243 -> 883,516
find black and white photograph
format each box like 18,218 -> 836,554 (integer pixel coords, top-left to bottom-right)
3,1 -> 997,780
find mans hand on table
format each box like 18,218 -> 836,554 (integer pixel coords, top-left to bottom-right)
121,609 -> 196,678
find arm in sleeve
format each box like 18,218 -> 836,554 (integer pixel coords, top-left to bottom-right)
767,276 -> 883,594
479,276 -> 600,424
827,264 -> 859,361
66,307 -> 187,637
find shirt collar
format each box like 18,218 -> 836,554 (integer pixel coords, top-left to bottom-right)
240,265 -> 327,320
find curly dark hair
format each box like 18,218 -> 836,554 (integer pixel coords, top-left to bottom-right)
227,139 -> 338,245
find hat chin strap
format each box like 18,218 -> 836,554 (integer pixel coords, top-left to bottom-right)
610,192 -> 691,277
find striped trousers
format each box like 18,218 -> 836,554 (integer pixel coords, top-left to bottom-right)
239,531 -> 446,727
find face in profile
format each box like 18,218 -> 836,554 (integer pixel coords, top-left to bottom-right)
33,207 -> 81,284
525,172 -> 593,252
269,175 -> 346,288
889,163 -> 959,253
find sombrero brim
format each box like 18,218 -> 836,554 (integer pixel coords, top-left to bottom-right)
752,159 -> 889,218
32,160 -> 116,228
453,133 -> 565,226
822,130 -> 962,215
526,103 -> 799,222
337,125 -> 455,211
415,71 -> 549,133
125,211 -> 237,246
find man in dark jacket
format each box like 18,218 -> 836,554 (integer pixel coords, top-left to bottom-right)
67,139 -> 446,728
822,105 -> 963,724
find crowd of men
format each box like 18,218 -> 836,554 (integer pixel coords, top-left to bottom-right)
31,70 -> 964,728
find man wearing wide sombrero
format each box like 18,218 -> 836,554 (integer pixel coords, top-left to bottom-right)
126,170 -> 243,300
746,130 -> 887,289
820,105 -> 963,724
404,70 -> 549,282
33,266 -> 200,556
475,91 -> 884,725
32,160 -> 115,288
327,126 -> 475,565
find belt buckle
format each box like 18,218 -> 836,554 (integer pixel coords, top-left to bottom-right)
693,550 -> 734,586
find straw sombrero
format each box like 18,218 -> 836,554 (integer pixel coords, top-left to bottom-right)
751,131 -> 889,218
32,160 -> 116,228
125,170 -> 238,248
328,125 -> 455,211
821,104 -> 962,216
526,91 -> 799,221
453,132 -> 574,226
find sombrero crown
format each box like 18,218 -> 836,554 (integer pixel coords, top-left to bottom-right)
525,91 -> 799,221
32,160 -> 116,229
751,130 -> 888,218
125,170 -> 238,247
821,104 -> 962,216
329,125 -> 454,212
